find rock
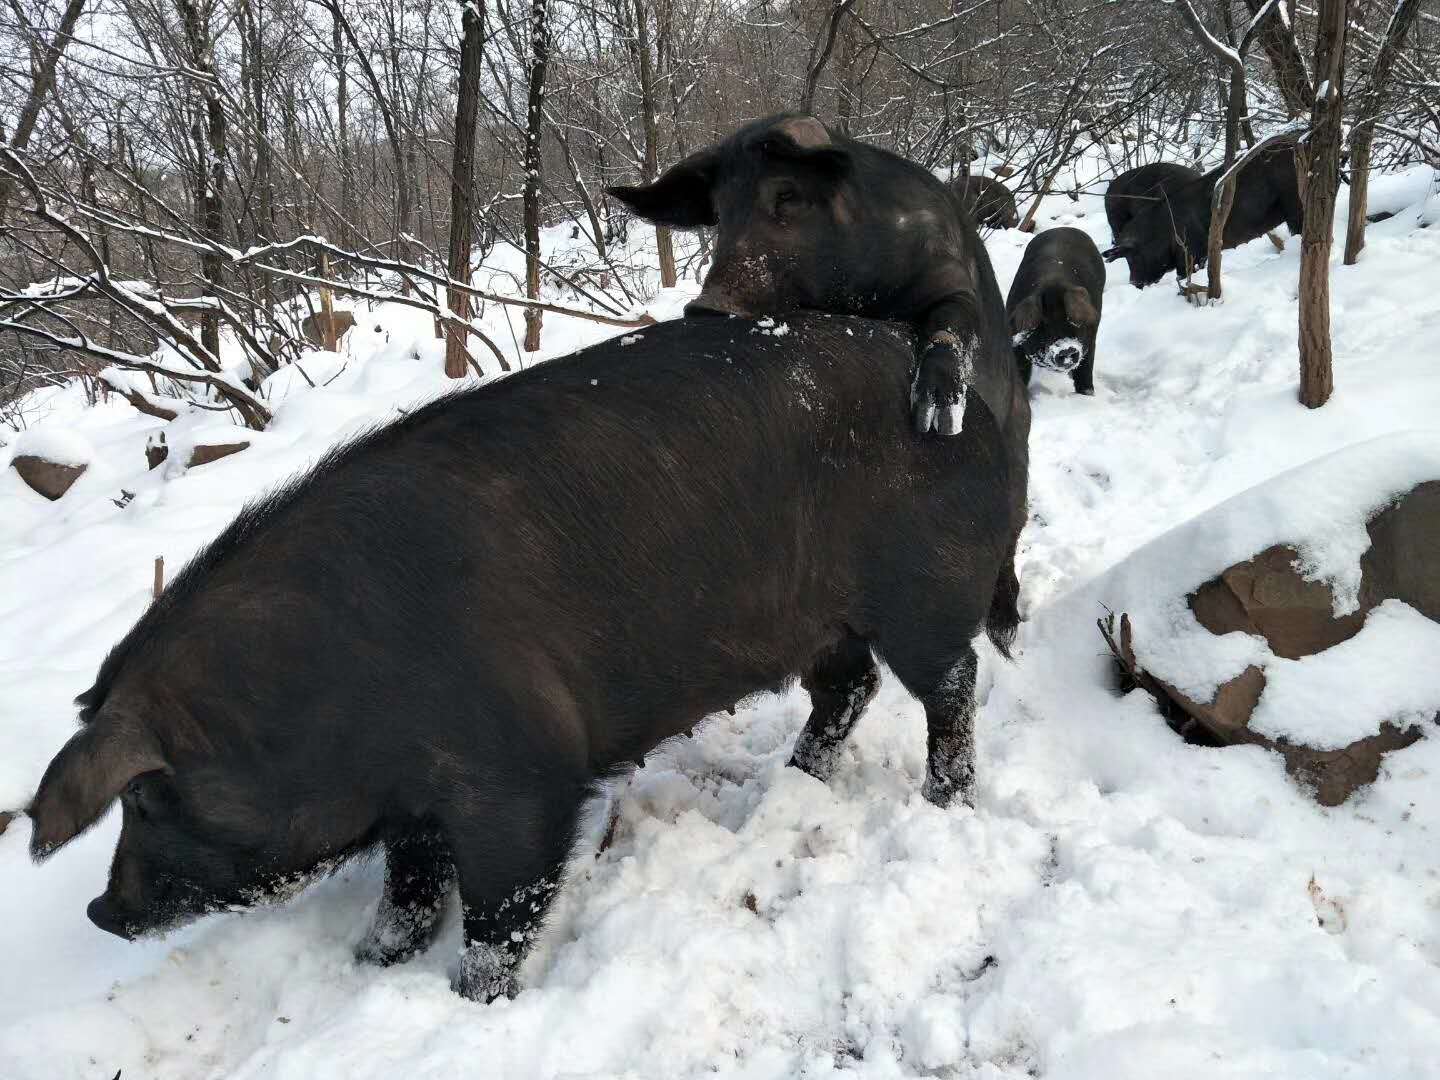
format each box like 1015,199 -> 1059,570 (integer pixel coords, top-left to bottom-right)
1155,665 -> 1268,747
1155,666 -> 1423,806
146,432 -> 169,470
187,441 -> 249,469
1107,479 -> 1440,806
12,454 -> 87,500
0,810 -> 13,836
1363,480 -> 1440,622
301,310 -> 356,347
1190,481 -> 1440,657
1190,545 -> 1367,659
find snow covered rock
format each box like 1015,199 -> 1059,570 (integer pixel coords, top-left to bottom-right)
1190,481 -> 1440,658
144,429 -> 250,471
1098,436 -> 1440,805
186,440 -> 250,469
9,429 -> 93,500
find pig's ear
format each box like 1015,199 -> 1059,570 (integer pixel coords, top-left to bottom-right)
1011,295 -> 1042,334
604,148 -> 719,229
27,714 -> 167,860
1063,287 -> 1099,327
762,116 -> 851,175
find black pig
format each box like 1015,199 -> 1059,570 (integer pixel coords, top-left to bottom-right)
1006,227 -> 1104,396
603,114 -> 1022,444
952,174 -> 1020,230
1103,140 -> 1303,288
1104,162 -> 1201,244
27,314 -> 1016,1006
604,113 -> 1028,656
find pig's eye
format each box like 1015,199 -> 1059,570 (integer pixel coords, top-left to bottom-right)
773,187 -> 798,216
123,772 -> 164,818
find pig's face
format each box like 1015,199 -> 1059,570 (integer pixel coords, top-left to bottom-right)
605,115 -> 860,319
1010,286 -> 1097,372
86,767 -> 279,939
1104,212 -> 1188,288
28,695 -> 294,941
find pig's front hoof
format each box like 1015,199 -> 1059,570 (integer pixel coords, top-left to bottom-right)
788,738 -> 842,784
920,771 -> 975,810
910,347 -> 966,436
355,932 -> 419,968
453,942 -> 520,1003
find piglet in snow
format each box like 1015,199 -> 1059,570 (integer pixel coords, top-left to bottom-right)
1007,226 -> 1104,396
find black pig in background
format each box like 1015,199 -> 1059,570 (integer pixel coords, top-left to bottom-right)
1103,139 -> 1303,288
1007,227 -> 1104,397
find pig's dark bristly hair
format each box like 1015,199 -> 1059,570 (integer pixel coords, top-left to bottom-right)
74,386 -> 478,728
45,313 -> 1022,996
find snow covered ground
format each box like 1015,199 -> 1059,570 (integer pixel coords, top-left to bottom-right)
2,155 -> 1439,1079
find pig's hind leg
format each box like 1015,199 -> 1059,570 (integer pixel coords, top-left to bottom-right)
448,783 -> 587,1003
882,621 -> 983,809
355,824 -> 456,967
789,630 -> 881,783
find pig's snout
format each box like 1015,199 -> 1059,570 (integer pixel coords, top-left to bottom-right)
88,895 -> 136,940
1053,345 -> 1080,370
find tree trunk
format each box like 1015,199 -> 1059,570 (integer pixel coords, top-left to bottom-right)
1298,0 -> 1348,409
523,0 -> 551,352
1205,63 -> 1247,301
444,0 -> 485,379
1242,0 -> 1314,118
632,0 -> 675,288
178,0 -> 227,367
332,6 -> 354,252
0,0 -> 86,223
1343,0 -> 1420,264
326,1 -> 413,282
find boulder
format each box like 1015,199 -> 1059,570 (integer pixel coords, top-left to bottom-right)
146,431 -> 249,471
1105,478 -> 1440,806
11,455 -> 87,500
1190,481 -> 1440,656
187,441 -> 249,468
146,431 -> 169,470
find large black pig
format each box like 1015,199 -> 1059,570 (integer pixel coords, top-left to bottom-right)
604,113 -> 1028,655
1103,162 -> 1201,244
1006,227 -> 1104,396
1102,140 -> 1303,288
952,174 -> 1020,230
27,314 -> 1016,1005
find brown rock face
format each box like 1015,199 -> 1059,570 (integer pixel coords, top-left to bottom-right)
146,432 -> 170,470
147,434 -> 248,471
1190,481 -> 1440,657
301,310 -> 356,347
12,455 -> 86,500
187,441 -> 249,469
1106,480 -> 1440,805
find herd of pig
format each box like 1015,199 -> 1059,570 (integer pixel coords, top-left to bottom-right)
23,113 -> 1307,1004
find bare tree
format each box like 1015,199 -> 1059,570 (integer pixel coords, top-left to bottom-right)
1298,0 -> 1349,409
0,0 -> 86,222
1343,0 -> 1421,264
445,0 -> 485,378
522,0 -> 550,351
